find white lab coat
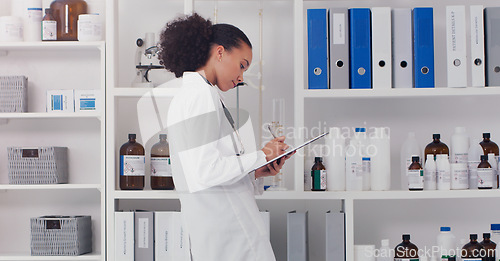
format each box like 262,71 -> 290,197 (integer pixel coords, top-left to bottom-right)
166,72 -> 276,261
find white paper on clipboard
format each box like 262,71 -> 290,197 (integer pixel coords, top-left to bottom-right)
251,132 -> 329,172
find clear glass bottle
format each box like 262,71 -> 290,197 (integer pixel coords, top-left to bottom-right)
311,157 -> 326,191
425,134 -> 450,160
119,134 -> 145,190
42,8 -> 57,41
461,234 -> 484,260
49,0 -> 88,41
394,234 -> 419,259
150,134 -> 174,190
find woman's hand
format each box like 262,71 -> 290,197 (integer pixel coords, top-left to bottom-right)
261,136 -> 289,161
255,152 -> 295,179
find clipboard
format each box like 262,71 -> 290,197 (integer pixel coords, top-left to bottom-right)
251,132 -> 329,172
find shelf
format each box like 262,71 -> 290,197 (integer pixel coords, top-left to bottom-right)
0,41 -> 105,52
302,87 -> 500,99
0,253 -> 101,261
0,112 -> 101,119
113,190 -> 179,199
0,184 -> 102,191
112,189 -> 500,200
113,87 -> 179,98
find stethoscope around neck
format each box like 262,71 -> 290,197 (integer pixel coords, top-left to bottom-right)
198,73 -> 245,156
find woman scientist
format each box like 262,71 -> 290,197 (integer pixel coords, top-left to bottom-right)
160,13 -> 292,261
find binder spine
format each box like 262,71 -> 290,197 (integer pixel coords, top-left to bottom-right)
307,9 -> 329,89
349,8 -> 372,89
413,7 -> 435,88
470,5 -> 485,87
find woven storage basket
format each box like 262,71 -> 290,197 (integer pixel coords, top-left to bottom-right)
30,215 -> 92,256
7,147 -> 68,184
0,75 -> 28,112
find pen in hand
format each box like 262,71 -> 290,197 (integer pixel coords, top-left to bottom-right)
267,123 -> 277,139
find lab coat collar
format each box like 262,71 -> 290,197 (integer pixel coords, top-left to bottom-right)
183,71 -> 226,102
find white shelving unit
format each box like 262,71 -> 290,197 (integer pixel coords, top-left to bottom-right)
0,1 -> 106,259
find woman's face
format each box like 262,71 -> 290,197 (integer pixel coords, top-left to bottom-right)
214,43 -> 252,92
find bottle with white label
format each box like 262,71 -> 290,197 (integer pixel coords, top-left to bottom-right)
436,154 -> 451,190
311,157 -> 326,191
450,163 -> 469,190
468,139 -> 483,190
394,234 -> 419,260
437,227 -> 457,261
401,132 -> 422,190
346,139 -> 363,191
150,134 -> 174,190
370,127 -> 391,191
451,127 -> 469,163
378,239 -> 392,261
478,155 -> 493,189
362,157 -> 371,191
42,8 -> 57,41
24,0 -> 42,42
408,156 -> 424,190
424,154 -> 437,190
325,127 -> 346,191
120,133 -> 145,190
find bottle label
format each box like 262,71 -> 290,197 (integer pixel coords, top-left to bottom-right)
407,169 -> 424,189
151,157 -> 172,177
437,169 -> 451,184
424,168 -> 437,183
312,170 -> 327,190
453,152 -> 468,163
27,8 -> 42,23
478,168 -> 494,188
451,166 -> 469,188
42,21 -> 57,40
120,155 -> 145,176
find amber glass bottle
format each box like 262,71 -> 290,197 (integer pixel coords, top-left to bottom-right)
478,155 -> 493,189
480,133 -> 500,156
311,157 -> 326,191
425,134 -> 450,161
151,134 -> 174,190
119,134 -> 145,190
394,234 -> 419,259
480,233 -> 496,261
462,234 -> 484,260
49,0 -> 87,41
42,8 -> 57,41
408,156 -> 424,191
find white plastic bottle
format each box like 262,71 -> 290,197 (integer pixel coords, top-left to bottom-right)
377,239 -> 392,261
24,0 -> 42,42
362,157 -> 371,191
401,132 -> 422,190
451,127 -> 470,163
450,163 -> 469,190
370,127 -> 391,191
325,127 -> 346,191
424,154 -> 437,190
490,224 -> 500,261
346,138 -> 363,191
436,154 -> 451,190
436,227 -> 457,261
468,139 -> 483,190
488,152 -> 498,189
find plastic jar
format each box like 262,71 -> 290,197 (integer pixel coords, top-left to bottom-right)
77,14 -> 102,41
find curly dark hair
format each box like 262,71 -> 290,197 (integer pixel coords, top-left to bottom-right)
158,13 -> 252,78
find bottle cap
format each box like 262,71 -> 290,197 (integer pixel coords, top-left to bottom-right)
433,134 -> 440,139
402,234 -> 410,240
448,257 -> 456,261
491,224 -> 500,231
484,233 -> 491,238
470,234 -> 478,240
128,134 -> 136,140
481,155 -> 488,161
355,127 -> 366,132
455,127 -> 466,133
412,156 -> 420,162
436,154 -> 446,159
440,227 -> 451,232
426,154 -> 434,159
315,157 -> 322,162
381,239 -> 389,247
362,157 -> 371,161
159,134 -> 167,139
484,133 -> 491,139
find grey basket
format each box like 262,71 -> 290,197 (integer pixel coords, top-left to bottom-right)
30,215 -> 92,256
0,75 -> 28,112
7,147 -> 68,184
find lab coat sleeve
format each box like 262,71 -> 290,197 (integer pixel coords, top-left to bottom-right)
171,88 -> 267,193
249,150 -> 267,195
